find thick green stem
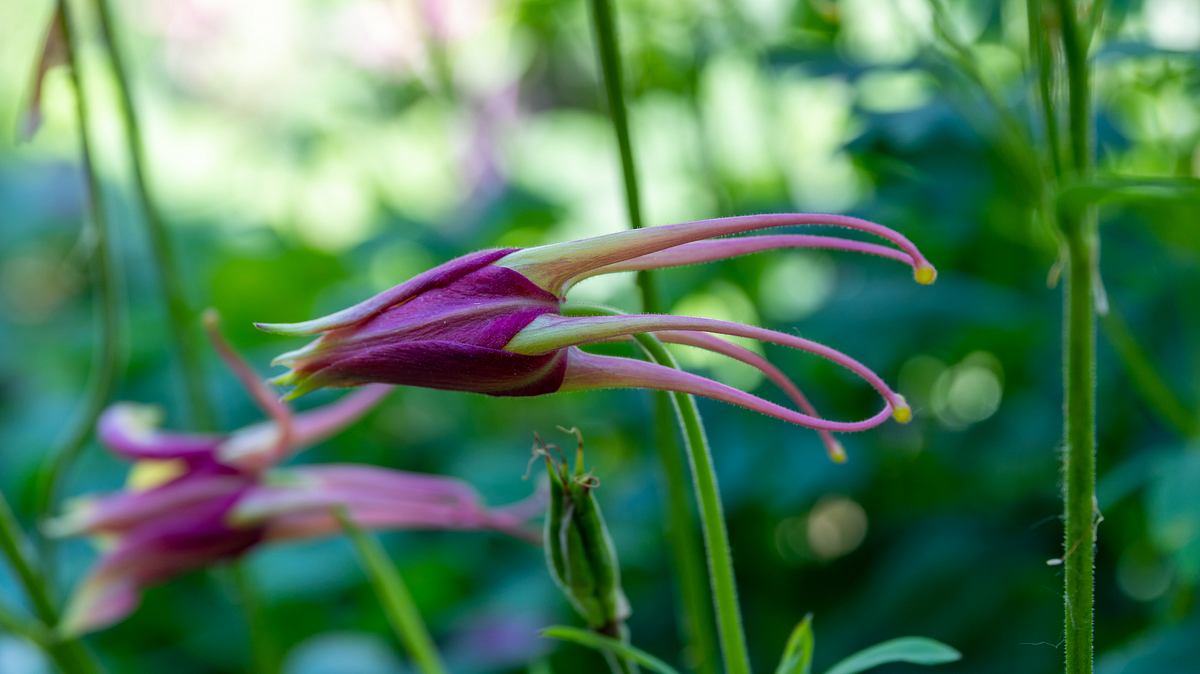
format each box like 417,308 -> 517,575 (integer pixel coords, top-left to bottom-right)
336,511 -> 448,674
1051,2 -> 1097,672
91,0 -> 214,430
584,1 -> 727,671
1063,222 -> 1096,674
37,0 -> 123,556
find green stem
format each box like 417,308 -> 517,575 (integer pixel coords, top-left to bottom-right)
0,492 -> 101,674
36,0 -> 123,558
227,564 -> 278,674
651,394 -> 721,673
1026,0 -> 1065,178
1062,218 -> 1096,674
1052,2 -> 1096,673
645,342 -> 752,674
91,0 -> 214,430
1100,309 -> 1199,438
336,511 -> 448,674
564,305 -> 752,674
584,1 -> 726,671
0,602 -> 50,646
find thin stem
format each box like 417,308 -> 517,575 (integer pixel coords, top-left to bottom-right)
336,510 -> 448,674
638,336 -> 752,674
91,0 -> 215,430
1101,309 -> 1199,438
227,564 -> 278,674
0,602 -> 50,646
585,1 -> 725,671
0,492 -> 101,674
651,393 -> 721,673
564,305 -> 752,674
1051,2 -> 1097,673
37,0 -> 123,559
1026,0 -> 1065,178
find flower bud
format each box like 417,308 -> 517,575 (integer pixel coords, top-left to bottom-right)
539,430 -> 630,634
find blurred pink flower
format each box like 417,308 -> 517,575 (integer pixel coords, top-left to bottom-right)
52,316 -> 535,634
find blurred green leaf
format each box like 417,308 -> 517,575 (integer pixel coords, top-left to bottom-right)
1057,177 -> 1200,218
541,626 -> 679,674
823,637 -> 961,674
775,613 -> 815,674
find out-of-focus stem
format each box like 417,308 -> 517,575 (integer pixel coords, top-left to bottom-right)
37,0 -> 123,549
0,492 -> 101,674
91,0 -> 214,430
585,1 -> 727,672
336,510 -> 448,674
1101,309 -> 1199,438
227,564 -> 278,674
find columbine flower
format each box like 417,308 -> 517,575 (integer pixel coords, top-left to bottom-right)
260,214 -> 936,453
52,317 -> 534,635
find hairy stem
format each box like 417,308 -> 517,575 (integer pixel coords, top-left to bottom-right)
585,1 -> 727,671
1052,2 -> 1097,672
91,0 -> 214,430
336,511 -> 448,674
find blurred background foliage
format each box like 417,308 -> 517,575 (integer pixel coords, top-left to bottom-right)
1,0 -> 1198,672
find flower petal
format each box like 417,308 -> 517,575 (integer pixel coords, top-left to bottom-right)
560,348 -> 897,433
577,234 -> 914,286
654,330 -> 846,462
507,313 -> 909,420
496,213 -> 936,294
97,404 -> 224,462
255,248 -> 516,336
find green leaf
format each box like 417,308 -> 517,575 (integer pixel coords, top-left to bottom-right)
541,626 -> 680,674
1057,176 -> 1200,217
824,637 -> 961,674
775,613 -> 815,674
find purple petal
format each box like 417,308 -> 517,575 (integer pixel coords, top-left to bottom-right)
218,385 -> 393,468
256,248 -> 517,336
270,265 -> 565,398
97,404 -> 224,462
61,491 -> 261,634
47,474 -> 247,537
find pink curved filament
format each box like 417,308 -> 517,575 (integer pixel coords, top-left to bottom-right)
508,313 -> 906,414
654,330 -> 846,461
560,349 -> 894,433
577,234 -> 914,285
